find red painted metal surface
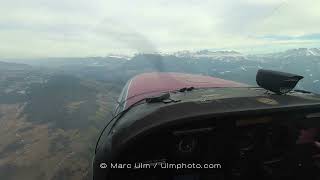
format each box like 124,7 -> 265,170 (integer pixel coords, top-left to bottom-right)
123,72 -> 246,108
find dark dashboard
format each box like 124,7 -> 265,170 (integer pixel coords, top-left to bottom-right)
109,112 -> 320,180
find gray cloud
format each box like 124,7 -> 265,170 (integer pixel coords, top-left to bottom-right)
259,33 -> 320,41
215,0 -> 286,34
0,0 -> 319,58
93,18 -> 158,53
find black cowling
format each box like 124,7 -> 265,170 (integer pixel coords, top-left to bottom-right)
256,69 -> 304,94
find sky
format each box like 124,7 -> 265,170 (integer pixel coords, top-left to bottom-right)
0,0 -> 320,58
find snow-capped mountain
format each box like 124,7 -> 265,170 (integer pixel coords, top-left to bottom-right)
284,48 -> 320,56
173,49 -> 245,60
257,48 -> 320,59
107,54 -> 132,60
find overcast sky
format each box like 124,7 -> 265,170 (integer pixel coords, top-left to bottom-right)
0,0 -> 320,58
